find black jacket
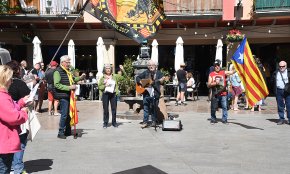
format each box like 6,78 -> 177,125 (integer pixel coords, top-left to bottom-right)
45,68 -> 55,91
271,68 -> 290,95
8,78 -> 30,101
53,67 -> 71,100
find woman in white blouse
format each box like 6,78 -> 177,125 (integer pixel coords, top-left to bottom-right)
186,72 -> 195,99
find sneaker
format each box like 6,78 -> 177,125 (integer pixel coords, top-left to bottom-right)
57,134 -> 66,139
175,102 -> 178,106
54,112 -> 61,116
277,120 -> 285,125
112,123 -> 118,128
65,132 -> 72,136
222,120 -> 228,124
103,123 -> 108,128
48,111 -> 52,116
181,102 -> 187,106
210,119 -> 217,124
21,170 -> 29,174
141,122 -> 149,129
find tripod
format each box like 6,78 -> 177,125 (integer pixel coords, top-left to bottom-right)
151,97 -> 162,131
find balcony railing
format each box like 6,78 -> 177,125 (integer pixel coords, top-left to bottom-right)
1,0 -> 223,16
1,0 -> 83,15
255,0 -> 290,10
164,0 -> 222,15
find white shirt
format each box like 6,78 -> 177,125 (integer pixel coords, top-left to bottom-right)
187,77 -> 195,88
276,70 -> 288,89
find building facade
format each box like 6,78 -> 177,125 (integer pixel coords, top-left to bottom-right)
0,0 -> 290,93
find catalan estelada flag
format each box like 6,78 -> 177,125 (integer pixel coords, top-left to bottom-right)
231,37 -> 269,107
69,90 -> 78,126
85,0 -> 166,43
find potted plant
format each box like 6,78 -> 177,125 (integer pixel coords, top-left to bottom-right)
0,0 -> 9,14
226,29 -> 244,43
9,5 -> 21,14
160,68 -> 170,84
118,56 -> 135,96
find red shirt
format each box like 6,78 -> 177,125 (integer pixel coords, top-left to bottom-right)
209,70 -> 227,96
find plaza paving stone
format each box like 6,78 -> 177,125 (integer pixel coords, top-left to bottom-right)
23,97 -> 290,174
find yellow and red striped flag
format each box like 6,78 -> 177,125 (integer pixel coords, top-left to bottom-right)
69,90 -> 78,126
231,37 -> 269,107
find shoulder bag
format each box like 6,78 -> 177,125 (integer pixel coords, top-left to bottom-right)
279,71 -> 290,93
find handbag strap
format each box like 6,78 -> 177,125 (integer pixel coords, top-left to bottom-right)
279,71 -> 286,85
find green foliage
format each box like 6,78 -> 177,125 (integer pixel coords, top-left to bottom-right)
160,68 -> 170,84
123,55 -> 134,76
160,68 -> 169,76
118,56 -> 136,95
0,0 -> 9,14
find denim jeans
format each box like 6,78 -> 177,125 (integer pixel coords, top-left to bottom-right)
0,153 -> 13,174
211,95 -> 228,121
12,133 -> 28,174
58,98 -> 71,135
102,92 -> 117,125
276,88 -> 290,120
143,96 -> 159,123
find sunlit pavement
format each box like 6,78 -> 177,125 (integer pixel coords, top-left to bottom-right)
24,96 -> 290,174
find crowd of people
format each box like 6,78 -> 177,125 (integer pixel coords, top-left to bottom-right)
1,54 -> 290,174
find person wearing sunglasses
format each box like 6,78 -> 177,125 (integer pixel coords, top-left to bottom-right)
207,59 -> 235,125
272,60 -> 290,125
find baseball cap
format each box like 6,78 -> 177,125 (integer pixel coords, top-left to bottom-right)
50,61 -> 58,66
214,60 -> 221,66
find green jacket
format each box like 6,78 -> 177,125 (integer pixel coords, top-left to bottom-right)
53,70 -> 81,91
98,74 -> 122,95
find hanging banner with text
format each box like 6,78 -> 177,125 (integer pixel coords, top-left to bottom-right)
85,0 -> 166,43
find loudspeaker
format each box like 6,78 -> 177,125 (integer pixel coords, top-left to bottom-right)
162,120 -> 182,131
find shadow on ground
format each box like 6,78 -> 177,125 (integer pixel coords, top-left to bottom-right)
25,159 -> 53,173
266,119 -> 279,124
69,128 -> 95,138
229,122 -> 264,130
113,165 -> 168,174
207,118 -> 264,130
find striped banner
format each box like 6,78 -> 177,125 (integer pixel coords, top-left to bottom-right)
85,0 -> 166,43
69,90 -> 78,126
231,37 -> 269,107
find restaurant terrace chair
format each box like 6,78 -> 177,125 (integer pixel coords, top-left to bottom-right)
192,81 -> 200,101
19,0 -> 38,13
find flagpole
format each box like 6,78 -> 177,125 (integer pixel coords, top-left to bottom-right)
49,0 -> 89,139
74,124 -> 77,139
48,0 -> 90,68
73,93 -> 78,139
